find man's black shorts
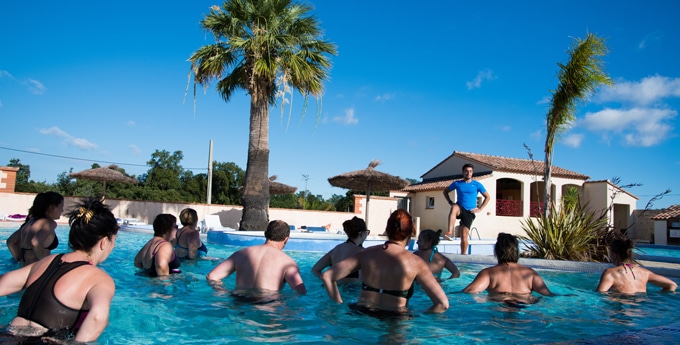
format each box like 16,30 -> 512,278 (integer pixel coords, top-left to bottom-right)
456,205 -> 476,229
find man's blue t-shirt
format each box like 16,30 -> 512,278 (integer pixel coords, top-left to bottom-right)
446,180 -> 487,211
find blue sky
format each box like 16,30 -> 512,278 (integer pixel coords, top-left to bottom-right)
1,1 -> 678,209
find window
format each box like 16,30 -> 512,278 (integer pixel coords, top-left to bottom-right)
427,197 -> 435,209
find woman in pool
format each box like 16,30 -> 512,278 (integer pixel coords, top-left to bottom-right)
312,216 -> 369,284
134,214 -> 181,276
413,229 -> 460,280
174,208 -> 208,260
6,191 -> 64,265
597,238 -> 677,294
463,232 -> 554,304
0,198 -> 118,343
321,209 -> 448,314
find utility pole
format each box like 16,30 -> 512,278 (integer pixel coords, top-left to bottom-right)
301,174 -> 310,210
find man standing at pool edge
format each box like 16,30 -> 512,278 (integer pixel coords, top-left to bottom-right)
206,220 -> 306,294
443,163 -> 490,254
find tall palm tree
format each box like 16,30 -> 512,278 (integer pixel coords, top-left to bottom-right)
543,33 -> 612,218
188,0 -> 336,230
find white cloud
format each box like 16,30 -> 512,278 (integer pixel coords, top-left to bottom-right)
129,144 -> 141,155
374,93 -> 395,102
0,100 -> 3,107
466,69 -> 495,90
579,107 -> 676,147
0,70 -> 14,79
598,75 -> 680,106
39,126 -> 98,150
530,130 -> 543,141
562,133 -> 584,148
127,120 -> 136,127
332,108 -> 359,125
26,78 -> 46,95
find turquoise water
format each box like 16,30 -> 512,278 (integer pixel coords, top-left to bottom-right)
1,223 -> 679,344
636,245 -> 680,259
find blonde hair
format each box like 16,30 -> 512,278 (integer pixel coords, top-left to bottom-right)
179,208 -> 198,227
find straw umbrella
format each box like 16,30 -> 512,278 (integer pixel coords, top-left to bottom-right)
69,164 -> 138,197
328,160 -> 409,226
239,175 -> 297,195
268,175 -> 297,195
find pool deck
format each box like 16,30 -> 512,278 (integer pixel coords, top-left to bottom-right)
445,254 -> 680,278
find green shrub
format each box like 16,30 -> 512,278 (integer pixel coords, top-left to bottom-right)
519,202 -> 609,261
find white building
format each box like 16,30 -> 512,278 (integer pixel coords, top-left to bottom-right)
394,151 -> 638,240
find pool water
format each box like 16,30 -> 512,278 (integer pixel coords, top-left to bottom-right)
636,245 -> 680,259
1,224 -> 679,344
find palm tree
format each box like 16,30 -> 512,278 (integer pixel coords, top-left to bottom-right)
543,33 -> 612,218
188,0 -> 337,230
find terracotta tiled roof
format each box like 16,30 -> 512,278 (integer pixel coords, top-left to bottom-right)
651,205 -> 680,220
403,174 -> 492,192
454,152 -> 589,179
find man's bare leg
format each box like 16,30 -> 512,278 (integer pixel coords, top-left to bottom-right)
460,226 -> 470,254
446,205 -> 460,240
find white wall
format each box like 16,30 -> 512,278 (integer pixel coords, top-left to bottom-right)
0,192 -> 377,233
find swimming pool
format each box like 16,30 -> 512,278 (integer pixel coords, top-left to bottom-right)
636,244 -> 680,258
1,224 -> 679,344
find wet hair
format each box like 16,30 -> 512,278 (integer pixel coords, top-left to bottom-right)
265,220 -> 290,242
67,198 -> 119,252
609,239 -> 634,262
462,163 -> 474,172
153,214 -> 177,237
385,209 -> 414,241
26,191 -> 64,222
179,208 -> 198,227
419,229 -> 441,248
343,217 -> 367,238
494,233 -> 519,264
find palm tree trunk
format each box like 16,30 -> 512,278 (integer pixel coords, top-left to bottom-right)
240,93 -> 271,231
543,150 -> 552,218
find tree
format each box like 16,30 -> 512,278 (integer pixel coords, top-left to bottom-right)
8,158 -> 31,191
145,150 -> 184,192
211,161 -> 245,205
188,0 -> 337,230
544,33 -> 612,218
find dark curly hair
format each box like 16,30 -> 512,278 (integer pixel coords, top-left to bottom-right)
343,217 -> 367,238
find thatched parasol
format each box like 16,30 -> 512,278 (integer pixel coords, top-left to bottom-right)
239,175 -> 297,195
69,164 -> 138,197
268,175 -> 297,195
328,160 -> 409,225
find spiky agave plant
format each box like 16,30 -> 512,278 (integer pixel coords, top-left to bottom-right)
519,202 -> 609,261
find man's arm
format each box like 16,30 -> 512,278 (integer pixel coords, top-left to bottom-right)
443,187 -> 454,206
472,191 -> 491,213
207,254 -> 236,282
284,263 -> 307,295
462,269 -> 490,293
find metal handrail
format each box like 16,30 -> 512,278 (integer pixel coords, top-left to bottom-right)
470,227 -> 481,240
